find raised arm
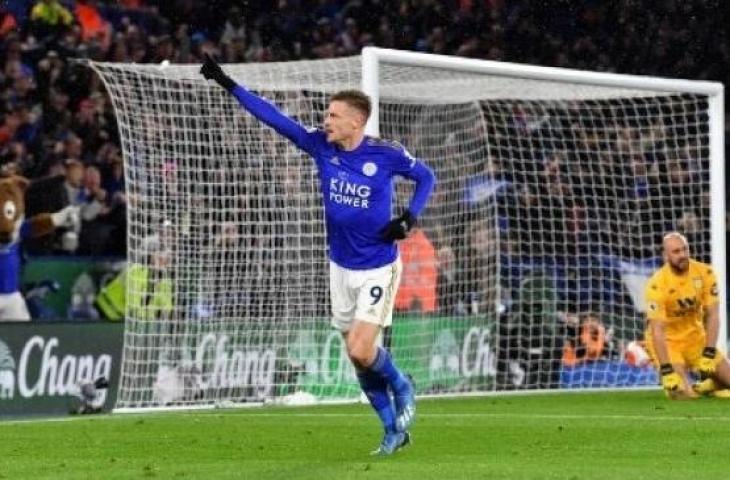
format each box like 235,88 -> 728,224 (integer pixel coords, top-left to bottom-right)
200,55 -> 314,153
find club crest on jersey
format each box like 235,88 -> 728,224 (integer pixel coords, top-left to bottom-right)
362,162 -> 377,177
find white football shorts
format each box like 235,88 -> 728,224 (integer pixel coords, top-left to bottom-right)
329,257 -> 402,331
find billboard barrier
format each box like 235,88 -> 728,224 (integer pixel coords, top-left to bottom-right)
0,322 -> 123,417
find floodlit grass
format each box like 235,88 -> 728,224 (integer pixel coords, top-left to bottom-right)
1,391 -> 727,479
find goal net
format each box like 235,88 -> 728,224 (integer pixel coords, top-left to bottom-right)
88,49 -> 724,409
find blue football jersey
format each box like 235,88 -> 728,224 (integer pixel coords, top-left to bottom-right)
231,85 -> 436,270
302,132 -> 423,269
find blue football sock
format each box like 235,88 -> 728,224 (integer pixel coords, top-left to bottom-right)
369,346 -> 410,396
357,369 -> 396,433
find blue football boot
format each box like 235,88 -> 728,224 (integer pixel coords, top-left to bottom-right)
371,431 -> 411,456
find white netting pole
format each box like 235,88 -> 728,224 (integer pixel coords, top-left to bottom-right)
707,92 -> 727,346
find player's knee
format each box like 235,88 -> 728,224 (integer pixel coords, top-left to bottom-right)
346,340 -> 375,369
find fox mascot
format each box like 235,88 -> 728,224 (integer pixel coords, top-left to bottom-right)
0,176 -> 78,321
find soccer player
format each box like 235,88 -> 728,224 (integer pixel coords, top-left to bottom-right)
644,232 -> 730,399
201,56 -> 436,454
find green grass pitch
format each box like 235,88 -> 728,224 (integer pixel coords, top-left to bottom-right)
1,391 -> 727,480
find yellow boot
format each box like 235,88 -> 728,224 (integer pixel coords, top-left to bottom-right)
710,389 -> 730,398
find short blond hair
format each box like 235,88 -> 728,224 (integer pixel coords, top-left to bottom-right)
662,231 -> 688,246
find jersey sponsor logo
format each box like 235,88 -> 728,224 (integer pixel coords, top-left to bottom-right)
328,177 -> 371,209
362,162 -> 377,176
676,297 -> 697,309
670,296 -> 699,317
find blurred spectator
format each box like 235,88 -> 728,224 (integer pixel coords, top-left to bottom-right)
562,312 -> 617,367
71,95 -> 109,157
0,106 -> 22,147
75,0 -> 112,49
61,159 -> 109,252
118,0 -> 144,9
458,222 -> 498,315
433,225 -> 457,314
0,7 -> 18,38
220,6 -> 245,45
101,150 -> 124,200
67,272 -> 100,320
96,250 -> 172,321
395,227 -> 438,313
30,0 -> 74,39
42,88 -> 72,140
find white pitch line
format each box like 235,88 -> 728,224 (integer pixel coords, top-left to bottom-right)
221,412 -> 730,422
2,411 -> 728,426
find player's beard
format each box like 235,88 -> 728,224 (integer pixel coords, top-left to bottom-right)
668,257 -> 689,274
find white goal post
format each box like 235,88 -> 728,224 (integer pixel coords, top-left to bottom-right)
87,47 -> 724,412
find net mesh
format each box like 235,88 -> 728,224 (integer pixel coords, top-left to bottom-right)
88,55 -> 711,408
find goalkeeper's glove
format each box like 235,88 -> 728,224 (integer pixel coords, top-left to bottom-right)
660,363 -> 682,392
200,54 -> 236,92
697,346 -> 717,379
381,211 -> 415,242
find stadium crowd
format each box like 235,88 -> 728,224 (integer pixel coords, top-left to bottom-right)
0,0 -> 728,342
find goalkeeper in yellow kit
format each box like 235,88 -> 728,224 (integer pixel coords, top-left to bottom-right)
645,232 -> 730,399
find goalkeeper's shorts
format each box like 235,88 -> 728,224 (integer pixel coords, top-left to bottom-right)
329,258 -> 402,332
645,332 -> 723,371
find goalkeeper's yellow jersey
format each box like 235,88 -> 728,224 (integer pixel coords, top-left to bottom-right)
645,259 -> 719,342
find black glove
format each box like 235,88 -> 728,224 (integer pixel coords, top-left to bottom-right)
200,54 -> 236,92
381,211 -> 415,242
